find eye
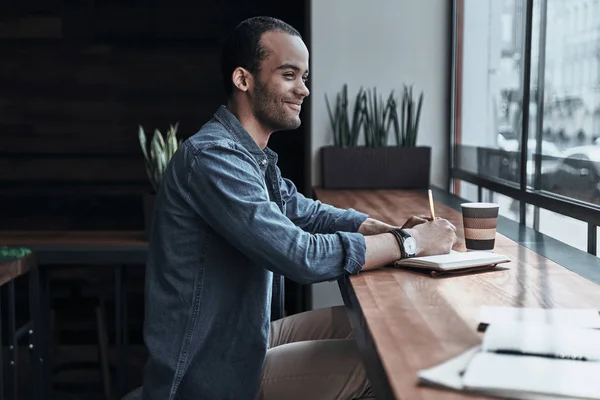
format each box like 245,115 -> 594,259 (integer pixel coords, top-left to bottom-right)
283,72 -> 295,80
302,76 -> 309,83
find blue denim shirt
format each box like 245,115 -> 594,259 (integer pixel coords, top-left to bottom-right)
142,106 -> 369,400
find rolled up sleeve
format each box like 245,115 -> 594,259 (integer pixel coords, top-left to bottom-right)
336,232 -> 366,275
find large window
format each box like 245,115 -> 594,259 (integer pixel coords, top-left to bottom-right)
452,0 -> 600,256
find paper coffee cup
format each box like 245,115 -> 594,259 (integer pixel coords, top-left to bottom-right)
461,202 -> 499,251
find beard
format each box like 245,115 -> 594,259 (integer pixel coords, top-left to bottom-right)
252,79 -> 302,132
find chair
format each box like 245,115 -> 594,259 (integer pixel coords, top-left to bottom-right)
50,266 -> 112,400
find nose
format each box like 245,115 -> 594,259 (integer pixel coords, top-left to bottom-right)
296,80 -> 310,98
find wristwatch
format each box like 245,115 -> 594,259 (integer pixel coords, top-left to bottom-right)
390,229 -> 418,259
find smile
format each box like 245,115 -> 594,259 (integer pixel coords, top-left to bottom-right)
285,102 -> 302,112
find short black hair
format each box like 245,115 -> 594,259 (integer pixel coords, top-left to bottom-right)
220,16 -> 301,96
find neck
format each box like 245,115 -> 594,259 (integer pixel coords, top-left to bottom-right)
227,99 -> 271,149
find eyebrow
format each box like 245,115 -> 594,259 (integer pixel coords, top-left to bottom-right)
276,64 -> 309,75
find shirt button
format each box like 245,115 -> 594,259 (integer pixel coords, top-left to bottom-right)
261,159 -> 267,166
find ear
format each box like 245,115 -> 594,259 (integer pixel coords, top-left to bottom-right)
231,67 -> 252,92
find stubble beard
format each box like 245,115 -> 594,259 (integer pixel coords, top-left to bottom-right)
252,79 -> 301,132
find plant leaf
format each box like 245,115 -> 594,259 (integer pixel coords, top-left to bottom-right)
412,92 -> 424,146
325,93 -> 338,146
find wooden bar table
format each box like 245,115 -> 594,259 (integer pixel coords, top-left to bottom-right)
0,231 -> 148,399
314,188 -> 600,400
0,248 -> 45,400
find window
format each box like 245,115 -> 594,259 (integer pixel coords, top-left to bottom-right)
535,209 -> 588,251
452,0 -> 600,256
551,152 -> 600,204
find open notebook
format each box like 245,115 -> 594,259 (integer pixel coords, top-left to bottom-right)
393,251 -> 510,276
419,321 -> 600,399
478,306 -> 600,331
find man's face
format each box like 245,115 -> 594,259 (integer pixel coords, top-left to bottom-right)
249,31 -> 310,132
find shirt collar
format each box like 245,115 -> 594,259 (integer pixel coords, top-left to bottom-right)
214,105 -> 279,167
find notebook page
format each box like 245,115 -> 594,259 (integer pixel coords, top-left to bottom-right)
419,347 -> 584,400
463,352 -> 600,399
482,322 -> 600,361
480,307 -> 600,329
418,346 -> 480,390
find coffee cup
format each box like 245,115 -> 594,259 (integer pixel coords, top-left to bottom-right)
461,202 -> 499,251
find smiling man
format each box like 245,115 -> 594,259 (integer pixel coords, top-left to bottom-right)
141,16 -> 457,400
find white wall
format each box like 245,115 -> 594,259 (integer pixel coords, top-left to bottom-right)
310,0 -> 451,188
309,0 -> 451,308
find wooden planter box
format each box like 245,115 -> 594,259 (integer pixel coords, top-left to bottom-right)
320,146 -> 431,189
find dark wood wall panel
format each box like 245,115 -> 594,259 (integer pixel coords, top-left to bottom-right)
0,0 -> 308,230
0,157 -> 146,181
1,123 -> 146,154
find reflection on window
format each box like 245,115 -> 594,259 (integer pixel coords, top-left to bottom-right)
457,0 -> 526,185
459,181 -> 480,203
494,191 -> 521,223
543,149 -> 600,205
531,208 -> 588,252
540,0 -> 600,207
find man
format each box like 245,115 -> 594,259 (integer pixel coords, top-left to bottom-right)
142,16 -> 457,400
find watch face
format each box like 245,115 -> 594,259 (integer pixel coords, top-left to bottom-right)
404,237 -> 418,256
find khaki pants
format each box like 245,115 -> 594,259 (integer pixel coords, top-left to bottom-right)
258,306 -> 373,400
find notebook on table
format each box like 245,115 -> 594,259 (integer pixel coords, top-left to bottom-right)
419,321 -> 600,399
465,322 -> 600,399
392,251 -> 511,277
478,306 -> 600,331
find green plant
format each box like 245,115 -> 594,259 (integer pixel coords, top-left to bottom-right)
138,123 -> 179,192
398,84 -> 423,147
325,83 -> 424,148
0,246 -> 31,260
325,84 -> 365,147
362,87 -> 398,147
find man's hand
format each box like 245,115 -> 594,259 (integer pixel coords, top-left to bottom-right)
401,215 -> 432,229
405,218 -> 457,257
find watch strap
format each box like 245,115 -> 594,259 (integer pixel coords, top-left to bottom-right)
389,229 -> 408,259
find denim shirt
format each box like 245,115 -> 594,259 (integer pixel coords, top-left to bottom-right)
142,106 -> 369,400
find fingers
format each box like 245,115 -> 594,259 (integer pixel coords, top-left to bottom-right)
447,221 -> 457,232
401,215 -> 429,229
434,218 -> 457,232
432,219 -> 458,254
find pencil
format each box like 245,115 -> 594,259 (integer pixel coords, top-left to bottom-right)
428,189 -> 436,220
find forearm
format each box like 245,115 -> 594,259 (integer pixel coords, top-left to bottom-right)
357,218 -> 398,236
362,233 -> 402,271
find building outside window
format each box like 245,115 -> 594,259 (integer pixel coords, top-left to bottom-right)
453,0 -> 600,254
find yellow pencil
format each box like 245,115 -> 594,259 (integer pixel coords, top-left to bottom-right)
428,189 -> 436,220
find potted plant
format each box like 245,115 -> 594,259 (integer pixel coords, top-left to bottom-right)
320,84 -> 430,189
138,123 -> 179,237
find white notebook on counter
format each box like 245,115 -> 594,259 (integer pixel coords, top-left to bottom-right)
393,250 -> 510,276
478,306 -> 600,331
419,321 -> 600,399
